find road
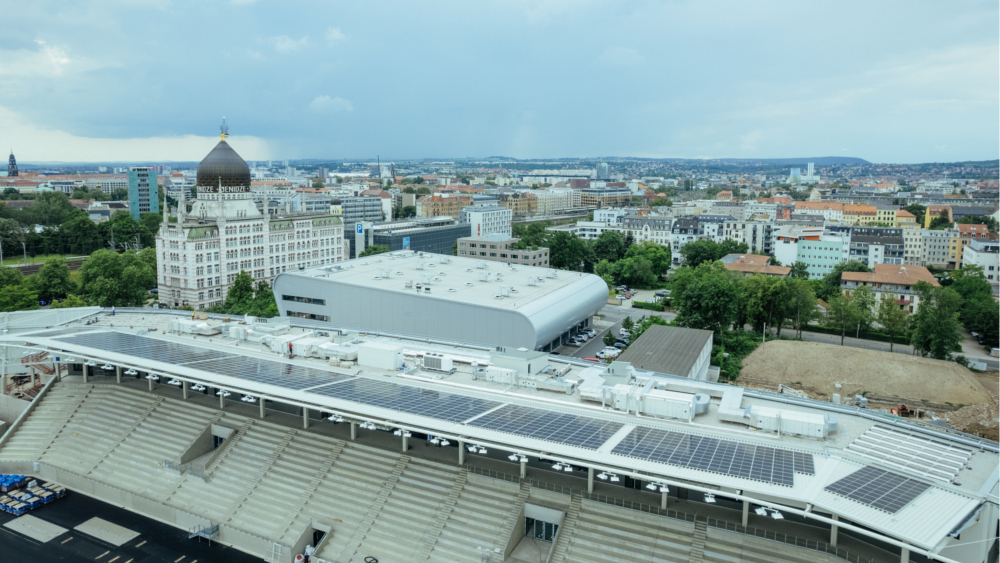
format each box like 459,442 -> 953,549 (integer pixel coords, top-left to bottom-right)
555,300 -> 675,359
796,330 -> 998,370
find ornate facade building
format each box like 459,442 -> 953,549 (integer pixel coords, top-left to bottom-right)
156,122 -> 345,309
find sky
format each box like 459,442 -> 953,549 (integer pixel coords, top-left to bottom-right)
1,0 -> 997,164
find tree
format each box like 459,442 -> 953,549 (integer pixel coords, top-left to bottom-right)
603,331 -> 618,347
679,239 -> 719,268
649,197 -> 672,207
51,294 -> 88,309
876,294 -> 909,352
79,249 -> 155,307
0,266 -> 23,289
909,282 -> 963,360
393,205 -> 416,219
222,271 -> 256,314
36,256 -> 75,301
783,278 -> 818,339
788,261 -> 810,279
0,217 -> 24,261
818,260 -> 871,301
548,232 -> 593,270
852,284 -> 877,333
716,239 -> 749,258
826,294 -> 862,346
591,231 -> 625,262
359,244 -> 391,257
624,241 -> 671,278
621,316 -> 634,333
741,274 -> 787,334
313,180 -> 325,188
139,212 -> 163,237
0,285 -> 39,312
928,216 -> 953,230
674,263 -> 740,334
903,204 -> 926,226
250,279 -> 278,318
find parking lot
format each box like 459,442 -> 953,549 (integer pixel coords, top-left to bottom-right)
554,293 -> 675,361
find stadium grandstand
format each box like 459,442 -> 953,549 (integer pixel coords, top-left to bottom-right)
0,307 -> 996,563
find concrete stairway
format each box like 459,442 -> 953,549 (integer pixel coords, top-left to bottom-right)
558,499 -> 696,563
82,395 -> 164,475
408,468 -> 467,562
426,475 -> 521,563
329,454 -> 411,563
492,480 -> 531,555
702,527 -> 846,563
223,426 -> 298,536
0,385 -> 91,462
689,517 -> 707,563
547,492 -> 581,563
272,433 -> 345,544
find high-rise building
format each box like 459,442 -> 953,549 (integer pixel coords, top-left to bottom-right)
128,166 -> 159,220
596,162 -> 610,180
155,121 -> 345,310
7,151 -> 17,177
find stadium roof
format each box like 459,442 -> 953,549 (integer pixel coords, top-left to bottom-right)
11,315 -> 997,556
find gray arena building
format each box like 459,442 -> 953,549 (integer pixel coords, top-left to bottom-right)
273,251 -> 608,351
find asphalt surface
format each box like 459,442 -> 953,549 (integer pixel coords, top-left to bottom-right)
0,490 -> 261,563
555,301 -> 675,359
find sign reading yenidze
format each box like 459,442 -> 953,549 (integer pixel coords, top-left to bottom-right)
199,184 -> 250,194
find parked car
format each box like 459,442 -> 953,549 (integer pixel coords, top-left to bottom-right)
613,342 -> 626,349
584,329 -> 597,338
582,357 -> 601,362
615,294 -> 627,300
565,340 -> 582,347
38,300 -> 48,306
597,348 -> 620,359
149,287 -> 159,294
619,328 -> 631,336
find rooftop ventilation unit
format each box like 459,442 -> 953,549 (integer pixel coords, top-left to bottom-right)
478,272 -> 491,282
420,274 -> 431,284
546,269 -> 556,278
417,261 -> 425,270
528,277 -> 538,286
405,280 -> 413,288
477,261 -> 487,269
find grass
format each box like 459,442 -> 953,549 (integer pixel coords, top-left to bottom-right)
0,254 -> 89,267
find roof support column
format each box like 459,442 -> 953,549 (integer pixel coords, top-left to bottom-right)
830,514 -> 838,547
219,390 -> 224,409
587,467 -> 594,494
900,547 -> 909,563
458,440 -> 465,466
258,398 -> 265,418
742,500 -> 749,527
661,489 -> 668,510
115,366 -> 121,384
83,364 -> 89,383
401,434 -> 408,453
182,380 -> 189,400
520,458 -> 527,480
302,407 -> 309,429
350,421 -> 356,440
148,376 -> 154,392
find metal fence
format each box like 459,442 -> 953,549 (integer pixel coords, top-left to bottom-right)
707,518 -> 872,563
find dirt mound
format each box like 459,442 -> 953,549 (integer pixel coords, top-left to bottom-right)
740,340 -> 993,406
945,403 -> 999,434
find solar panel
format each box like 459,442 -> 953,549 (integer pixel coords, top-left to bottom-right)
824,466 -> 931,513
465,404 -> 625,450
308,378 -> 502,422
611,426 -> 814,487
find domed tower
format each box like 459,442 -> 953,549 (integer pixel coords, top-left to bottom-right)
189,119 -> 261,221
7,151 -> 18,177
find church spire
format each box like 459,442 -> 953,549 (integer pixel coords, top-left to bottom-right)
220,117 -> 229,142
7,150 -> 18,177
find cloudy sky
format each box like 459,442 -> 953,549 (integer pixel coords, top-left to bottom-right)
1,1 -> 997,163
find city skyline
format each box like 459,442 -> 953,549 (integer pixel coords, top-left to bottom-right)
0,1 -> 996,163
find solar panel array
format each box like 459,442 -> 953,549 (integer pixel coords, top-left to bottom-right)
308,378 -> 502,422
54,333 -> 352,390
466,404 -> 625,450
824,466 -> 931,513
611,426 -> 815,487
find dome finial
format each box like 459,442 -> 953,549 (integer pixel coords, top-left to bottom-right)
220,117 -> 229,141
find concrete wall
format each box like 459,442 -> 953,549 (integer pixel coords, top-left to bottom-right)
0,393 -> 29,427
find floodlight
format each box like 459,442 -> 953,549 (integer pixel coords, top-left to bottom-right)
125,369 -> 138,376
441,440 -> 450,447
770,511 -> 784,520
597,472 -> 608,481
102,364 -> 114,370
85,361 -> 96,367
167,379 -> 181,386
562,464 -> 572,472
477,448 -> 487,454
755,507 -> 767,516
552,463 -> 563,470
467,445 -> 476,453
659,486 -> 669,493
146,374 -> 159,381
646,482 -> 658,491
704,494 -> 716,504
520,456 -> 528,463
393,430 -> 402,436
65,357 -> 75,362
403,431 -> 411,438
609,475 -> 619,482
509,454 -> 519,462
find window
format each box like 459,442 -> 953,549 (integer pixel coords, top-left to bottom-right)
287,311 -> 330,321
282,295 -> 326,305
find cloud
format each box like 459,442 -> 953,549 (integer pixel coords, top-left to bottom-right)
266,35 -> 309,53
325,27 -> 347,44
595,46 -> 643,67
0,105 -> 272,161
0,40 -> 76,77
309,95 -> 353,113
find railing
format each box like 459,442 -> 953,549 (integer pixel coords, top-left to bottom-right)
465,464 -> 519,484
581,493 -> 696,523
706,518 -> 872,563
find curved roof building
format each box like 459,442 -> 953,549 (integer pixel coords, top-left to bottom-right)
273,250 -> 608,351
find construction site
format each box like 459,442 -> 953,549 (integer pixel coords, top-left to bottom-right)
0,308 -> 996,563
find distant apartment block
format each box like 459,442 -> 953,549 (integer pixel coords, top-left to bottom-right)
457,234 -> 550,267
127,166 -> 159,220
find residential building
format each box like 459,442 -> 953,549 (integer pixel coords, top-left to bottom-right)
743,202 -> 777,221
532,187 -> 581,214
546,220 -> 621,241
895,209 -> 918,229
127,166 -> 159,220
720,254 -> 790,277
711,201 -> 745,219
457,234 -> 549,267
955,224 -> 991,265
794,201 -> 843,222
496,192 -> 538,216
622,217 -> 671,246
842,204 -> 877,226
962,238 -> 999,292
924,205 -> 952,228
669,216 -> 731,265
594,208 -> 630,225
459,204 -> 512,238
595,162 -> 610,180
156,126 -> 345,310
337,197 -> 385,223
716,190 -> 733,201
416,194 -> 473,219
950,206 -> 995,221
921,229 -> 958,268
723,221 -> 774,255
580,186 -> 631,208
849,227 -> 904,267
873,203 -> 897,226
902,229 -> 925,266
841,264 -> 940,314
